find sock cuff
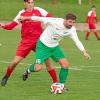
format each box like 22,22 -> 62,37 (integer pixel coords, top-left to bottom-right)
61,67 -> 68,70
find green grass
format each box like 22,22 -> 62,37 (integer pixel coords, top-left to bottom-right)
0,0 -> 100,22
0,29 -> 100,100
0,0 -> 100,99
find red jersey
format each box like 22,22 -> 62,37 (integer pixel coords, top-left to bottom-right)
87,10 -> 97,29
4,7 -> 53,43
4,7 -> 53,57
87,10 -> 96,24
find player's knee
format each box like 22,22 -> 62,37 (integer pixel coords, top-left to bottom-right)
34,64 -> 43,72
61,62 -> 69,69
58,59 -> 69,68
13,61 -> 19,65
9,61 -> 19,68
46,66 -> 54,71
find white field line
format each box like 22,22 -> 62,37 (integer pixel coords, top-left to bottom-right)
0,60 -> 100,73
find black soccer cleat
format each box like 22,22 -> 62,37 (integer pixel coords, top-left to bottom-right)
1,75 -> 9,86
62,87 -> 69,93
97,38 -> 100,40
23,70 -> 30,81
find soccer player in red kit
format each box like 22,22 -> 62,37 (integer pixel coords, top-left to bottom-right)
0,0 -> 58,86
85,5 -> 100,40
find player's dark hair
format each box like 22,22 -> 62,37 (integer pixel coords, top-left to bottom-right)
91,5 -> 96,8
24,0 -> 34,2
24,0 -> 28,2
65,13 -> 76,20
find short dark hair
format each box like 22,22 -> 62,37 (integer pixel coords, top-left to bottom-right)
24,0 -> 33,2
91,5 -> 96,8
65,13 -> 76,20
24,0 -> 28,2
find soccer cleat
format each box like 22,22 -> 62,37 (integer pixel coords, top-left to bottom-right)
97,38 -> 100,40
1,75 -> 9,86
23,69 -> 30,81
61,84 -> 69,93
62,87 -> 69,92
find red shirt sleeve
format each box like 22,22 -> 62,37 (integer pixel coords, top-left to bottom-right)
3,21 -> 18,30
46,13 -> 54,17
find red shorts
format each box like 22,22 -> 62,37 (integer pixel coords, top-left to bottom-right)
16,41 -> 36,58
89,23 -> 96,29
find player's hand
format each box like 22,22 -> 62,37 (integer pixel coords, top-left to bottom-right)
0,24 -> 5,29
83,51 -> 91,60
19,16 -> 31,21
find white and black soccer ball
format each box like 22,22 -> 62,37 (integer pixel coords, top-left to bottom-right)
50,83 -> 64,94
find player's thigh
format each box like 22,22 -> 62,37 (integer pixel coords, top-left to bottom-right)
45,58 -> 54,71
10,56 -> 24,67
89,23 -> 96,30
51,46 -> 65,62
93,29 -> 97,32
16,42 -> 33,58
35,40 -> 52,64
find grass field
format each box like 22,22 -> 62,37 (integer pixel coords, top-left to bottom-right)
0,0 -> 100,100
0,29 -> 100,100
0,0 -> 100,22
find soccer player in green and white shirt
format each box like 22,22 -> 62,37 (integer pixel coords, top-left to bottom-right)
21,13 -> 91,91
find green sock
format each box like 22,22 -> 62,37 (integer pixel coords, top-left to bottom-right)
28,64 -> 35,72
59,67 -> 69,83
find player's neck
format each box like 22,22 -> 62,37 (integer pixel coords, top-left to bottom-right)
26,8 -> 33,12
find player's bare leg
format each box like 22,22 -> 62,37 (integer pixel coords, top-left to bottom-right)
45,58 -> 58,83
23,63 -> 43,81
1,56 -> 24,86
85,29 -> 91,40
23,58 -> 58,83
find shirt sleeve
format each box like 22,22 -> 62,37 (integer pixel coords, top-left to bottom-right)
3,21 -> 18,30
13,10 -> 25,24
69,27 -> 85,52
88,11 -> 92,17
31,16 -> 61,24
35,7 -> 48,17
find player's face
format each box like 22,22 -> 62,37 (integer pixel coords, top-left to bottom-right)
64,19 -> 75,29
92,7 -> 96,11
25,0 -> 34,10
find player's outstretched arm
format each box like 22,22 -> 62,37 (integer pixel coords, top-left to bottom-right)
0,21 -> 18,30
19,16 -> 31,21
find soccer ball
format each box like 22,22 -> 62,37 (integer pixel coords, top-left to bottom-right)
50,83 -> 64,94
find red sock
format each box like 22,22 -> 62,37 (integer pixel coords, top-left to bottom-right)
6,66 -> 13,77
85,32 -> 90,39
48,69 -> 58,83
94,32 -> 99,39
